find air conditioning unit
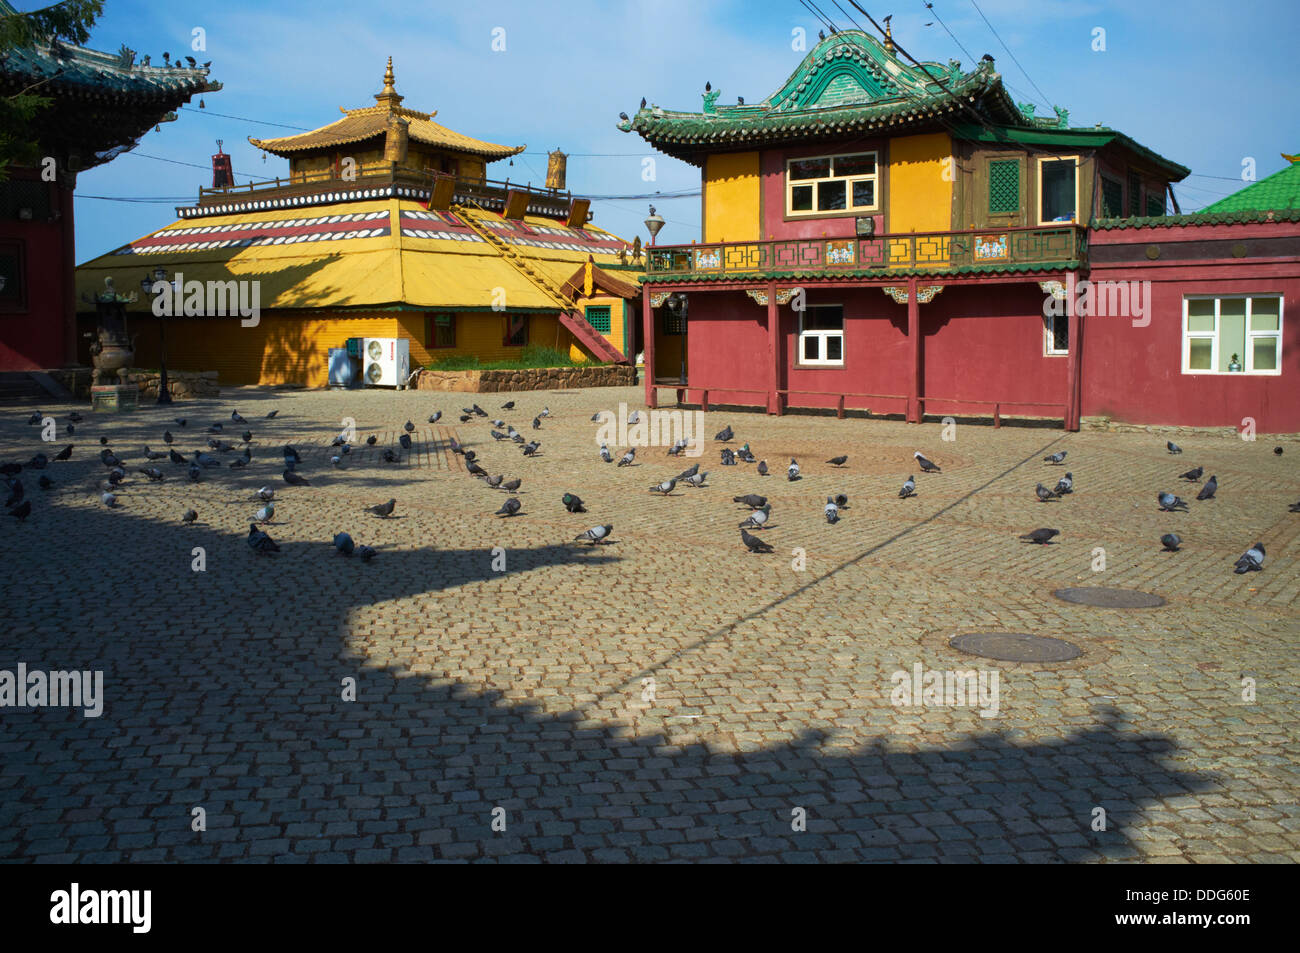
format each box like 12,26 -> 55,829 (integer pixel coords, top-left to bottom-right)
362,337 -> 410,388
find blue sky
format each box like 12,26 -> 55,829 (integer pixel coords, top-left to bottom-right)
56,0 -> 1300,262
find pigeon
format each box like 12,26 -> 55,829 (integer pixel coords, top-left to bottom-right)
144,446 -> 166,460
649,477 -> 677,495
740,503 -> 771,529
283,445 -> 301,465
399,433 -> 412,450
208,439 -> 234,452
491,430 -> 508,442
7,500 -> 31,521
1275,446 -> 1283,456
1019,528 -> 1059,544
265,410 -> 278,418
402,420 -> 415,434
357,545 -> 377,561
522,441 -> 540,456
206,423 -> 223,433
38,476 -> 52,490
914,451 -> 941,473
826,455 -> 848,467
4,481 -> 21,508
562,493 -> 585,513
472,404 -> 488,417
715,425 -> 733,442
247,523 -> 280,554
675,463 -> 700,482
720,449 -> 736,466
495,497 -> 522,517
101,491 -> 118,507
617,448 -> 636,467
682,471 -> 708,487
484,474 -> 504,488
1158,492 -> 1188,512
834,494 -> 848,508
330,434 -> 347,447
501,401 -> 515,410
381,449 -> 398,463
507,425 -> 521,439
0,464 -> 19,477
163,430 -> 174,445
1179,467 -> 1203,482
825,498 -> 840,523
532,417 -> 541,430
575,524 -> 612,544
741,527 -> 773,554
52,444 -> 73,461
667,438 -> 688,457
1160,533 -> 1181,552
1043,451 -> 1067,464
231,411 -> 246,424
231,449 -> 251,469
256,486 -> 275,502
737,445 -> 756,464
169,449 -> 186,465
26,412 -> 41,425
194,451 -> 221,468
187,463 -> 201,483
757,460 -> 769,476
466,460 -> 487,477
1167,441 -> 1182,454
100,448 -> 121,467
459,415 -> 472,423
365,499 -> 396,518
182,509 -> 198,524
1035,483 -> 1059,502
284,469 -> 310,486
1196,475 -> 1217,501
733,494 -> 766,508
787,459 -> 800,481
99,436 -> 109,446
66,424 -> 74,436
539,407 -> 551,418
511,433 -> 526,445
463,450 -> 477,462
67,412 -> 83,423
175,419 -> 187,427
138,467 -> 164,482
255,503 -> 274,524
628,411 -> 640,425
26,453 -> 47,470
501,478 -> 521,493
899,476 -> 916,498
333,532 -> 355,556
1053,473 -> 1073,496
590,413 -> 602,422
1233,543 -> 1265,574
366,435 -> 378,446
429,411 -> 442,424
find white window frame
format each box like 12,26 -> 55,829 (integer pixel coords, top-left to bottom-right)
1036,155 -> 1080,226
1181,294 -> 1283,376
1044,313 -> 1069,356
785,152 -> 879,218
797,304 -> 845,366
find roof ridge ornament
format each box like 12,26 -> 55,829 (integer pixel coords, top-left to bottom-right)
375,55 -> 403,111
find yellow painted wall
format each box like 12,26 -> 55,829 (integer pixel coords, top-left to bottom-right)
703,151 -> 761,243
887,133 -> 953,233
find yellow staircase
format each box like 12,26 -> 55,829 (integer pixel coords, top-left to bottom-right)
453,201 -> 627,364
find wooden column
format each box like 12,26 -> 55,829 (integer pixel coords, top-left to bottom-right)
767,280 -> 780,415
1065,270 -> 1081,431
642,289 -> 656,409
60,178 -> 77,366
907,276 -> 921,423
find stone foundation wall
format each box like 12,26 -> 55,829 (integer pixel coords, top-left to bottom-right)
1080,416 -> 1300,439
123,369 -> 220,400
416,364 -> 636,393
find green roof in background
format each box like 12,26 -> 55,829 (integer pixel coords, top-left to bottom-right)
1201,157 -> 1300,212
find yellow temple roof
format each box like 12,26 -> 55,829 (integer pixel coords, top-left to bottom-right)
249,58 -> 523,161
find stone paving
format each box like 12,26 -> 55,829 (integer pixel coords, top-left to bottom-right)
0,384 -> 1297,863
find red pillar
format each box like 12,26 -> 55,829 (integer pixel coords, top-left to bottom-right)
642,289 -> 656,409
60,178 -> 77,367
907,277 -> 921,423
767,280 -> 780,415
1065,270 -> 1080,431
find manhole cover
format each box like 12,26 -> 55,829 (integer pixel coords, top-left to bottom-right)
1053,587 -> 1166,608
949,632 -> 1082,663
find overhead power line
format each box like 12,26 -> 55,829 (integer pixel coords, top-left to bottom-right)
966,0 -> 1055,114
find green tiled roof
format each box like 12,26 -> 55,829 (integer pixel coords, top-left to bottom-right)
621,30 -> 1033,164
950,123 -> 1189,181
1200,158 -> 1300,213
1091,208 -> 1300,230
642,260 -> 1083,282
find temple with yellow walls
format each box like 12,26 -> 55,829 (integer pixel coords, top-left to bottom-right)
75,59 -> 642,388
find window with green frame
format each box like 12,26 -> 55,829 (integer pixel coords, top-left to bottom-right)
1101,177 -> 1124,218
1127,171 -> 1142,217
425,312 -> 455,348
988,159 -> 1020,214
584,305 -> 611,334
1145,193 -> 1165,217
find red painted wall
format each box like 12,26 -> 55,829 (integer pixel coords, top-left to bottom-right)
1086,224 -> 1299,432
0,171 -> 70,370
759,145 -> 886,241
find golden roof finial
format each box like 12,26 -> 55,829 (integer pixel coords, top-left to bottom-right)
375,56 -> 403,110
883,15 -> 896,54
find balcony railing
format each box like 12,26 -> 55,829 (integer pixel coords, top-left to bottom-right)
195,166 -> 573,218
645,224 -> 1086,279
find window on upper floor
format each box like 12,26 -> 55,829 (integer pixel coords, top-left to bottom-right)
1145,192 -> 1166,217
797,304 -> 844,366
1100,175 -> 1124,218
786,152 -> 878,217
1183,296 -> 1282,375
1037,156 -> 1079,224
1127,171 -> 1143,218
584,305 -> 611,334
988,159 -> 1021,215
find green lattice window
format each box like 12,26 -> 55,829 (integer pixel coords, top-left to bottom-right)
1127,172 -> 1143,217
988,160 -> 1020,214
1101,177 -> 1123,218
1146,193 -> 1165,217
585,305 -> 611,334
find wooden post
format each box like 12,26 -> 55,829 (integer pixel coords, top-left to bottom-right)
907,276 -> 921,423
642,290 -> 656,409
1065,270 -> 1081,431
767,280 -> 780,415
60,179 -> 77,366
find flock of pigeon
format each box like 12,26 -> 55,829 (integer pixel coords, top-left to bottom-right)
4,404 -> 1290,578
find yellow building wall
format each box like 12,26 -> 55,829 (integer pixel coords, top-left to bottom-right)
703,151 -> 761,244
887,133 -> 953,233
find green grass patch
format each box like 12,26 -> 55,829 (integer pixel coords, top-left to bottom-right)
427,344 -> 605,371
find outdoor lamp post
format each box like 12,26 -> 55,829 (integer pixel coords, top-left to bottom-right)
644,205 -> 665,247
141,266 -> 174,404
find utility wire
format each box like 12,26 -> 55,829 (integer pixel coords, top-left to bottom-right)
967,0 -> 1055,115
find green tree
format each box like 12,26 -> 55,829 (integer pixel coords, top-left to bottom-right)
0,0 -> 104,179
